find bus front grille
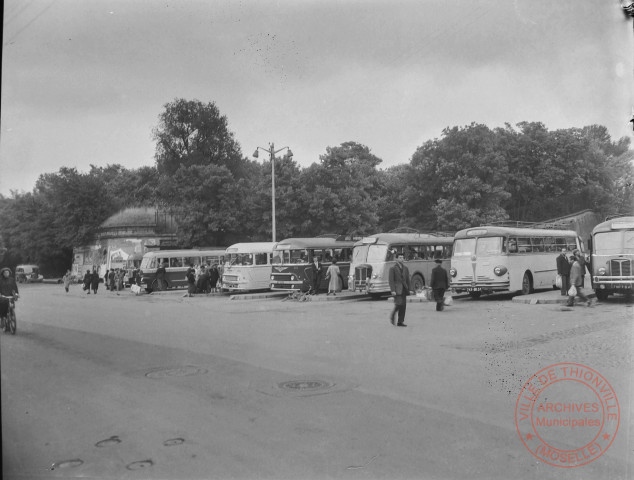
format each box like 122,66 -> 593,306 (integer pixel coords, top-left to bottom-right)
611,259 -> 632,277
355,266 -> 372,289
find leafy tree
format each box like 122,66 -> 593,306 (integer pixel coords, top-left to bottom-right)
153,98 -> 245,177
296,142 -> 383,235
409,123 -> 510,230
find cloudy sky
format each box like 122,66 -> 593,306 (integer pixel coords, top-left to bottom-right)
1,0 -> 632,195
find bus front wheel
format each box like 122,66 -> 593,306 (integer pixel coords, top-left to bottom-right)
521,272 -> 533,295
411,274 -> 425,293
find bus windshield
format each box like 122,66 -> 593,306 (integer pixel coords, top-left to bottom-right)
228,253 -> 254,265
352,245 -> 368,264
476,237 -> 503,256
272,249 -> 309,265
595,231 -> 634,255
453,237 -> 503,257
368,244 -> 390,262
453,238 -> 475,257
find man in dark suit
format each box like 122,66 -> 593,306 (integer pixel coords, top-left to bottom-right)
389,253 -> 411,327
430,258 -> 449,311
308,256 -> 323,295
556,248 -> 571,296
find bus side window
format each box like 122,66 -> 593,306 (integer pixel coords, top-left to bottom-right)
508,238 -> 518,253
170,257 -> 182,268
149,258 -> 156,269
543,237 -> 555,252
255,253 -> 268,265
566,238 -> 577,251
531,238 -> 544,252
386,249 -> 395,261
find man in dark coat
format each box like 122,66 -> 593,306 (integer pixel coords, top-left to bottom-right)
556,248 -> 571,296
389,253 -> 411,327
90,268 -> 100,294
430,259 -> 449,311
83,269 -> 92,294
308,257 -> 323,295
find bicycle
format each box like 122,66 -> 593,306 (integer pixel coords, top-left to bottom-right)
0,294 -> 17,335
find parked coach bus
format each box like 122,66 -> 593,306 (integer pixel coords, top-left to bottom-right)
590,216 -> 634,300
222,242 -> 277,292
349,233 -> 453,298
270,236 -> 359,293
139,249 -> 226,290
451,226 -> 583,298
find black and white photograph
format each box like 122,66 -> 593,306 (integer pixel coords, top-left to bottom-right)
1,1 -> 633,479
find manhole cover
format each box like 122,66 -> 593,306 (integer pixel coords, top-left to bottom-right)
95,436 -> 121,447
126,459 -> 154,470
145,366 -> 207,379
164,438 -> 185,446
278,380 -> 333,392
51,459 -> 83,470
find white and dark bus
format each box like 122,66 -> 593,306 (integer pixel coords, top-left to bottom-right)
451,226 -> 583,297
590,216 -> 634,300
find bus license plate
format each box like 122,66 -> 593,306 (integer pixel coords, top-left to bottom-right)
467,287 -> 481,292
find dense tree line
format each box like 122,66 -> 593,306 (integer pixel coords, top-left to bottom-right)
1,99 -> 632,276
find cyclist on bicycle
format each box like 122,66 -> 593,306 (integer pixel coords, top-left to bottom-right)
0,267 -> 19,319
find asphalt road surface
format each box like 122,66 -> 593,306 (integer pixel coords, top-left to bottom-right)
1,284 -> 632,479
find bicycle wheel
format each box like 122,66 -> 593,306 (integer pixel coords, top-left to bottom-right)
7,309 -> 16,335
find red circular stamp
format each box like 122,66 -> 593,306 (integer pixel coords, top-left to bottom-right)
515,363 -> 619,467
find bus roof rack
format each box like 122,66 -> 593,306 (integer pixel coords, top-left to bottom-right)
388,227 -> 454,236
604,213 -> 633,221
482,220 -> 572,229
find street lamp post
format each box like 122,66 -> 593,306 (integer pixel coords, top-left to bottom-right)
253,143 -> 293,242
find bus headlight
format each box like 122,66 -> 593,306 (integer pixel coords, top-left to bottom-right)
598,267 -> 606,275
493,266 -> 507,276
449,268 -> 457,277
270,275 -> 274,281
290,275 -> 296,281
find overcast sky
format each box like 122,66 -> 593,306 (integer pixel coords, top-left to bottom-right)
1,0 -> 632,195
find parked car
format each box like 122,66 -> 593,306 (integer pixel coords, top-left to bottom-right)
15,264 -> 44,283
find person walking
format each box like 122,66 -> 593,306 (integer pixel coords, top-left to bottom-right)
155,262 -> 167,291
185,265 -> 196,297
573,249 -> 587,287
91,268 -> 100,294
567,254 -> 592,307
62,270 -> 73,293
430,258 -> 449,311
209,264 -> 220,293
389,252 -> 411,327
104,269 -> 110,291
83,269 -> 92,294
108,268 -> 116,291
309,256 -> 323,295
556,248 -> 571,296
115,269 -> 124,295
325,258 -> 343,295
